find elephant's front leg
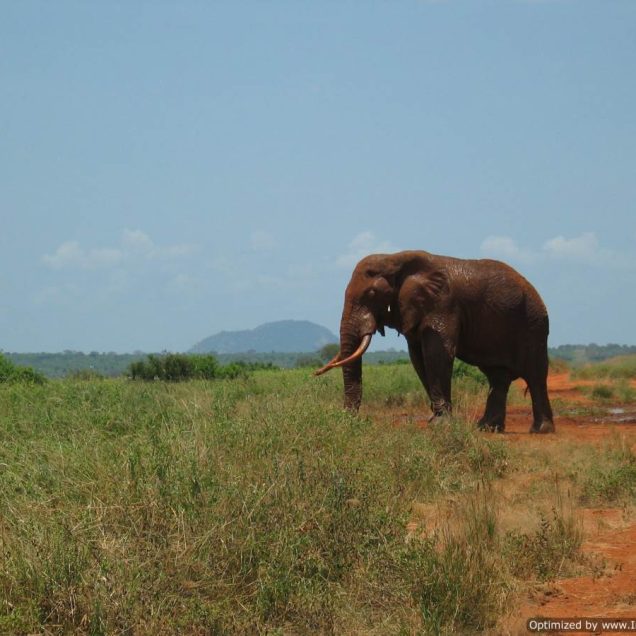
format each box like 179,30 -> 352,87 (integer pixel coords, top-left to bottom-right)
407,337 -> 431,399
419,329 -> 454,419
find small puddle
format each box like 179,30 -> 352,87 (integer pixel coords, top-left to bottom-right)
593,407 -> 636,424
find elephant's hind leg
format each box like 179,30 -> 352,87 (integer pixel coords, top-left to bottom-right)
524,347 -> 555,434
477,367 -> 513,433
527,377 -> 555,433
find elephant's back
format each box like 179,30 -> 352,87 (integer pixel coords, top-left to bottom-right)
442,256 -> 549,333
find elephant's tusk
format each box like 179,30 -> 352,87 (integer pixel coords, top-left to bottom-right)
313,334 -> 372,376
313,351 -> 341,375
325,352 -> 342,366
314,352 -> 341,376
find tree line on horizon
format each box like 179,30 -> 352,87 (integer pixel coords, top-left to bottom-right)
3,343 -> 636,379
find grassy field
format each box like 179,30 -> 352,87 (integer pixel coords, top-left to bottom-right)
1,364 -> 633,634
572,354 -> 636,381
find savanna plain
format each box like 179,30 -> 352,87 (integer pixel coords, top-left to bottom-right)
1,356 -> 636,635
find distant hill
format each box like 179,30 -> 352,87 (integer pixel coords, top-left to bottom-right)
189,320 -> 338,354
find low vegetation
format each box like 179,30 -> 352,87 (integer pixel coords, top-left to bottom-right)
127,353 -> 274,381
6,343 -> 636,379
0,362 -> 596,634
549,344 -> 636,365
579,439 -> 636,504
0,352 -> 46,384
548,356 -> 570,373
573,354 -> 636,381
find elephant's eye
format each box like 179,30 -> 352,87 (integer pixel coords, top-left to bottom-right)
366,269 -> 378,277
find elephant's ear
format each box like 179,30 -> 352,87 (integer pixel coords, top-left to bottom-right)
419,269 -> 448,299
398,268 -> 449,334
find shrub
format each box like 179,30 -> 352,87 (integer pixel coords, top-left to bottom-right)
217,362 -> 250,380
0,353 -> 46,384
591,384 -> 614,400
318,343 -> 339,362
453,360 -> 487,385
296,355 -> 323,369
549,357 -> 570,373
128,354 -> 250,381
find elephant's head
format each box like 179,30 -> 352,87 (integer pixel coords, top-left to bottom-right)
315,251 -> 448,410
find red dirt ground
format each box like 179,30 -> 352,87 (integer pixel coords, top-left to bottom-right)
511,374 -> 636,634
395,372 -> 636,634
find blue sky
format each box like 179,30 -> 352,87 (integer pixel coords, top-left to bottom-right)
1,1 -> 635,352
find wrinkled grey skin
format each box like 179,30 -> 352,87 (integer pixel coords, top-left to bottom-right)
337,250 -> 554,434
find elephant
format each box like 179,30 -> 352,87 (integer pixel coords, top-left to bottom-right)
315,250 -> 554,434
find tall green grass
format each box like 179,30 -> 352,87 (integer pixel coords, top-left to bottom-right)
0,366 -> 577,634
578,438 -> 636,504
572,354 -> 636,380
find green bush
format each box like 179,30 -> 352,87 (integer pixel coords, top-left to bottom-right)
591,384 -> 614,400
128,353 -> 250,381
318,343 -> 340,362
453,360 -> 487,385
0,353 -> 46,384
295,355 -> 323,368
549,357 -> 570,373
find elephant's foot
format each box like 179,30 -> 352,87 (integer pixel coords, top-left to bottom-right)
428,411 -> 451,423
428,401 -> 452,423
477,415 -> 505,433
529,419 -> 555,434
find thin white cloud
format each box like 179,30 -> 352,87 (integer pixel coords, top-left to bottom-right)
480,232 -> 634,268
255,273 -> 286,288
336,231 -> 397,269
250,230 -> 276,252
542,232 -> 598,261
166,273 -> 200,295
43,241 -> 123,269
32,283 -> 82,305
479,236 -> 535,263
122,228 -> 155,254
42,230 -> 194,270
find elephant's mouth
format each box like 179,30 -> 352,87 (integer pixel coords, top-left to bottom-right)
313,333 -> 373,376
377,304 -> 399,334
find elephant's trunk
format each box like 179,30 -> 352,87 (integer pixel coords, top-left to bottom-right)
313,323 -> 374,411
338,308 -> 377,411
313,284 -> 377,410
342,352 -> 363,411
